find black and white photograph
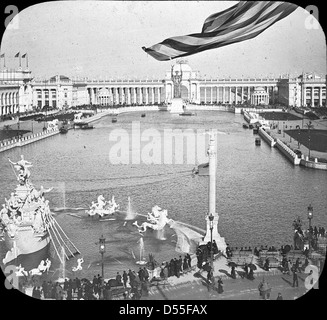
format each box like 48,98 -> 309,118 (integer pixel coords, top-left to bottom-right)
0,0 -> 326,303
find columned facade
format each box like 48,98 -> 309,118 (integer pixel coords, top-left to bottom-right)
1,63 -> 326,116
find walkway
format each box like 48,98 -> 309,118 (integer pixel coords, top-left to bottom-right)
143,255 -> 315,300
261,111 -> 327,160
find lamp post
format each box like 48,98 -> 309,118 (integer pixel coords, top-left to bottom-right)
209,213 -> 214,270
307,204 -> 313,254
99,234 -> 106,284
283,122 -> 285,137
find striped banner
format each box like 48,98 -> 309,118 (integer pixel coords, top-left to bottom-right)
142,1 -> 298,61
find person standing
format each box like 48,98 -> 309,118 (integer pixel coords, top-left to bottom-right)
292,268 -> 299,288
231,265 -> 236,279
186,253 -> 192,269
217,277 -> 224,294
276,292 -> 283,300
123,270 -> 128,287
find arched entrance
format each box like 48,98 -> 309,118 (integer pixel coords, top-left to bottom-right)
181,85 -> 189,100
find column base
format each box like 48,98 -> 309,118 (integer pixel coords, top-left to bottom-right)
201,233 -> 227,254
170,98 -> 184,113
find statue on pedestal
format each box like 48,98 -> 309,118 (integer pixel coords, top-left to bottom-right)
171,65 -> 182,98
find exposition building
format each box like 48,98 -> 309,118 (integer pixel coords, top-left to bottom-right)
0,60 -> 326,116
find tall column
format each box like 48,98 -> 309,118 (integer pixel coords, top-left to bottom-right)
241,87 -> 244,103
204,87 -> 207,104
157,88 -> 161,103
222,87 -> 225,103
311,86 -> 314,107
127,87 -> 131,105
248,87 -> 250,103
114,88 -> 119,104
210,87 -> 213,103
139,87 -> 143,104
229,87 -> 231,103
41,90 -> 45,107
216,87 -> 219,103
203,132 -> 227,253
145,87 -> 148,105
235,87 -> 238,104
319,87 -> 323,107
272,86 -> 275,104
151,87 -> 155,104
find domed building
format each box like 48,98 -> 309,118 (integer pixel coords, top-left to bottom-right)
164,60 -> 200,102
250,86 -> 269,105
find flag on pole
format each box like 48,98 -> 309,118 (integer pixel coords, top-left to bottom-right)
142,1 -> 298,61
22,53 -> 28,68
14,52 -> 20,57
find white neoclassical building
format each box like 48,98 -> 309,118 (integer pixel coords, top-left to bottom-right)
250,87 -> 269,105
0,60 -> 326,116
0,68 -> 33,116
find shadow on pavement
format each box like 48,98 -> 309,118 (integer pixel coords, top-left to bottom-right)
281,277 -> 293,286
218,269 -> 233,278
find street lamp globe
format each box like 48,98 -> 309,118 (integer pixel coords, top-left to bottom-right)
99,234 -> 106,253
209,213 -> 214,230
307,204 -> 313,221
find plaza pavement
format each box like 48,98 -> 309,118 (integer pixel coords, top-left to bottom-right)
143,254 -> 316,300
262,111 -> 327,160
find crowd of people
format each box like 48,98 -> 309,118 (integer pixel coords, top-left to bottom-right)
26,252 -> 195,300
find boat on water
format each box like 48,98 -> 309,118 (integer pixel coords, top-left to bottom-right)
141,113 -> 146,118
0,156 -> 79,272
179,111 -> 196,116
81,124 -> 94,130
112,118 -> 117,123
243,123 -> 249,129
255,137 -> 261,146
59,127 -> 69,134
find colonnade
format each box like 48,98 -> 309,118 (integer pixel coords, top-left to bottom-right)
90,86 -> 163,105
0,90 -> 19,115
304,85 -> 326,107
35,89 -> 58,108
200,85 -> 277,104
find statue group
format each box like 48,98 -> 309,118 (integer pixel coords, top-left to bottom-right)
133,205 -> 173,234
85,195 -> 120,217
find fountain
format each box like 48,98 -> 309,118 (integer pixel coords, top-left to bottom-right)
135,237 -> 147,265
56,246 -> 69,283
125,196 -> 137,220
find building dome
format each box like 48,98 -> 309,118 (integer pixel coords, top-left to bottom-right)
171,62 -> 192,74
254,86 -> 266,92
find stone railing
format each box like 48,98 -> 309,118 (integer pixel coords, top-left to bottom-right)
258,128 -> 276,147
0,127 -> 59,153
275,138 -> 301,165
300,156 -> 327,170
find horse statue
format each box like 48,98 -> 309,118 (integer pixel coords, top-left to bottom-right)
133,206 -> 173,233
85,195 -> 106,217
104,196 -> 120,215
72,257 -> 84,272
86,195 -> 120,217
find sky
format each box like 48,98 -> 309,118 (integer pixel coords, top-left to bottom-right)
0,0 -> 326,79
